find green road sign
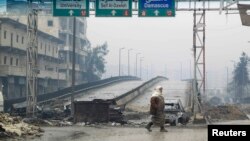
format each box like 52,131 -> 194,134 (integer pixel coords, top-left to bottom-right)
96,0 -> 132,17
138,0 -> 175,17
53,0 -> 89,17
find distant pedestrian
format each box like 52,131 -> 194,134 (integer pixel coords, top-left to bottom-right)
145,85 -> 167,132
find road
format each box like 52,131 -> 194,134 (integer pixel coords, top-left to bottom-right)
74,80 -> 145,101
126,80 -> 191,112
27,126 -> 207,141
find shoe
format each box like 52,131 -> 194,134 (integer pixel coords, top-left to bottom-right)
160,128 -> 168,132
145,125 -> 152,132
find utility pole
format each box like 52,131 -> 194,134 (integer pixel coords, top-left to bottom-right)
226,67 -> 228,94
180,62 -> 182,80
128,49 -> 133,76
230,60 -> 236,101
140,57 -> 144,79
135,53 -> 141,77
146,64 -> 149,80
71,17 -> 76,116
26,0 -> 38,117
164,65 -> 167,78
119,47 -> 125,76
190,60 -> 192,79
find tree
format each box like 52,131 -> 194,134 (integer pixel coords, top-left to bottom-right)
85,42 -> 109,82
230,52 -> 249,102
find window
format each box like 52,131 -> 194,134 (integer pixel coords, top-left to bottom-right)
4,56 -> 7,64
45,44 -> 47,54
48,45 -> 50,52
16,35 -> 19,43
47,20 -> 53,27
10,33 -> 13,47
40,42 -> 43,50
22,37 -> 24,44
16,59 -> 18,66
4,31 -> 7,39
10,57 -> 13,65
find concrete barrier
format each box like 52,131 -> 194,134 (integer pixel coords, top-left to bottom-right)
4,76 -> 139,112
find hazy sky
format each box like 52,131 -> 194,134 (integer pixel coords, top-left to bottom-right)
86,11 -> 250,89
1,1 -> 250,90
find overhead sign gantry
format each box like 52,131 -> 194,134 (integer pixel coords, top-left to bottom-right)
52,0 -> 175,17
138,0 -> 175,17
53,0 -> 89,16
96,0 -> 132,17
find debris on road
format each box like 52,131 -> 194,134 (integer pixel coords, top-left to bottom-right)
239,104 -> 250,114
0,113 -> 44,138
73,99 -> 126,124
205,105 -> 248,121
23,117 -> 73,127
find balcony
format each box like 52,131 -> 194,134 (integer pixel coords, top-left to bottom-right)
0,65 -> 26,77
38,70 -> 66,80
0,65 -> 66,80
60,64 -> 81,71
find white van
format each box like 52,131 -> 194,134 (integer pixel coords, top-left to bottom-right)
0,91 -> 3,112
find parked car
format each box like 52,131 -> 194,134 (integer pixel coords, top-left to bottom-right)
164,99 -> 190,126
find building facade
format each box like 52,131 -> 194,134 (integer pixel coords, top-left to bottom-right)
0,18 -> 66,100
19,16 -> 89,86
0,1 -> 90,101
58,17 -> 89,86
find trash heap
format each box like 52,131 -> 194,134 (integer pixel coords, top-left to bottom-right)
239,104 -> 250,114
0,113 -> 44,138
205,105 -> 248,121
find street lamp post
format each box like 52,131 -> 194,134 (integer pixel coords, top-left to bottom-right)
119,47 -> 125,76
230,60 -> 236,102
135,53 -> 141,77
180,62 -> 182,80
226,67 -> 228,94
140,57 -> 144,79
128,49 -> 133,76
71,17 -> 76,116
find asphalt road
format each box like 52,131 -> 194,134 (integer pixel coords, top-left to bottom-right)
126,80 -> 191,112
28,126 -> 207,141
74,80 -> 145,101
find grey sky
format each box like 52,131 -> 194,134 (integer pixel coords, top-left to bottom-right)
1,1 -> 249,90
87,11 -> 250,89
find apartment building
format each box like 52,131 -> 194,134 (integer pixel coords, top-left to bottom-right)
0,18 -> 66,99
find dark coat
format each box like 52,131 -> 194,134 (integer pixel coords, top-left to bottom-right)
149,95 -> 165,126
150,96 -> 165,115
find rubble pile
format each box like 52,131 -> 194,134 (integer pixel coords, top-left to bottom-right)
205,105 -> 248,121
239,104 -> 250,114
0,113 -> 44,138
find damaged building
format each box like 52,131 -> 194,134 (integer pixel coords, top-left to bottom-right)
0,18 -> 65,100
0,16 -> 89,102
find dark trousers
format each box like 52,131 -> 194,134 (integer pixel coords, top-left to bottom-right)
146,122 -> 164,129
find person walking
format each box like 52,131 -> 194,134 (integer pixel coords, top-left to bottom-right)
145,85 -> 168,132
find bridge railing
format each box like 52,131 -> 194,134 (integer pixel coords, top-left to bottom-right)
113,76 -> 168,107
4,76 -> 139,111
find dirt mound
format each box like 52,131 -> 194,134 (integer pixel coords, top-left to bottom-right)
205,105 -> 248,121
0,113 -> 44,138
239,104 -> 250,114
